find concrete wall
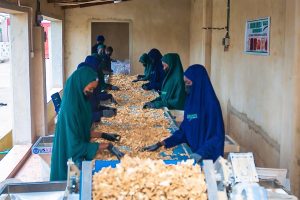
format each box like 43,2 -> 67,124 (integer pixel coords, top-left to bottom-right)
65,0 -> 191,77
91,22 -> 129,61
31,27 -> 48,138
190,0 -> 212,74
210,0 -> 285,164
283,0 -> 300,195
189,0 -> 203,65
190,0 -> 300,195
189,0 -> 300,196
295,0 -> 300,195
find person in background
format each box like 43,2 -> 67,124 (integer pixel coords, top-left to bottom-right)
141,48 -> 165,91
141,65 -> 225,162
77,55 -> 118,122
97,44 -> 106,57
93,50 -> 120,91
143,53 -> 185,110
92,35 -> 105,54
132,53 -> 152,82
105,46 -> 114,57
50,67 -> 124,181
104,46 -> 114,73
97,44 -> 110,75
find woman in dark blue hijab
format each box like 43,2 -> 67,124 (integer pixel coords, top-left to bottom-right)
142,48 -> 165,91
77,56 -> 118,132
141,65 -> 225,162
77,55 -> 99,72
77,56 -> 121,142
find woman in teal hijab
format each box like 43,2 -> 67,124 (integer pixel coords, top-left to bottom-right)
50,67 -> 124,181
143,53 -> 186,110
91,53 -> 119,91
133,53 -> 152,82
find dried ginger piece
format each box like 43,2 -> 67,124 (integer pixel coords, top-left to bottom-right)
93,75 -> 182,160
92,156 -> 207,200
107,75 -> 158,107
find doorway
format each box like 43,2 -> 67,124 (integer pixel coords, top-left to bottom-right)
91,22 -> 130,61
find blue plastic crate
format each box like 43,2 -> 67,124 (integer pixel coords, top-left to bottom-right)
94,160 -> 119,172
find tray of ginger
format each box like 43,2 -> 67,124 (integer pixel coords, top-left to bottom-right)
92,156 -> 207,200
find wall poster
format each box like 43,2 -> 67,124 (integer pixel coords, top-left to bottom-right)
245,17 -> 270,55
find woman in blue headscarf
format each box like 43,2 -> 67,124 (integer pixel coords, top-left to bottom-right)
141,65 -> 225,162
141,48 -> 165,91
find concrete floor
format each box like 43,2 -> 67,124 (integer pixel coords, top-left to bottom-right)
0,61 -> 12,139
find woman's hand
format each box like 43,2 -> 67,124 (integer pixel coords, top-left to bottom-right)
140,141 -> 165,152
101,133 -> 121,142
97,143 -> 125,160
107,143 -> 125,160
143,102 -> 155,109
98,143 -> 110,151
90,131 -> 102,138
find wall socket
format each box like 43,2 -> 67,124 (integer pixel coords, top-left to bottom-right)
222,36 -> 230,51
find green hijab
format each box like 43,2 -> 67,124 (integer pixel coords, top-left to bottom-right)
152,53 -> 186,110
139,53 -> 152,80
97,44 -> 106,52
50,67 -> 99,181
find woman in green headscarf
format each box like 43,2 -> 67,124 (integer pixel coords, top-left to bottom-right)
92,52 -> 119,91
133,53 -> 152,82
50,67 -> 124,181
143,53 -> 186,110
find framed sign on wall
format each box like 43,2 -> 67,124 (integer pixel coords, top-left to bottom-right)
244,17 -> 270,56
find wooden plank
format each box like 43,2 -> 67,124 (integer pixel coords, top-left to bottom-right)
224,134 -> 240,153
0,144 -> 32,182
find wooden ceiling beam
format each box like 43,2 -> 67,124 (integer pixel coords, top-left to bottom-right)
62,0 -> 129,9
47,0 -> 129,9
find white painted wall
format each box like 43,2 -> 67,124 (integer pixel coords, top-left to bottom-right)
64,0 -> 191,77
189,0 -> 300,195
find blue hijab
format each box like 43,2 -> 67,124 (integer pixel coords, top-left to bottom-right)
77,56 -> 102,121
77,56 -> 100,72
147,48 -> 165,91
164,65 -> 225,161
77,55 -> 101,96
